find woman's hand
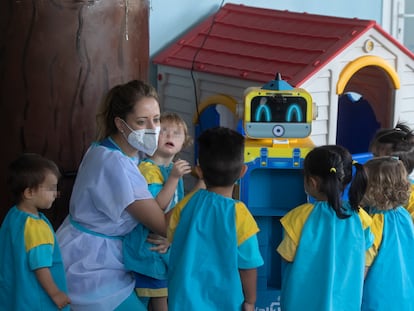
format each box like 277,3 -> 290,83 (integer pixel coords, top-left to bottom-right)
147,233 -> 170,253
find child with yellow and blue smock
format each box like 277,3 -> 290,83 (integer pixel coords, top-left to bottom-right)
0,153 -> 71,310
167,127 -> 264,311
369,122 -> 414,220
277,145 -> 374,311
361,156 -> 414,310
123,112 -> 194,311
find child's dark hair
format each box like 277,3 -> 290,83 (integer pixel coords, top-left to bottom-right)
370,123 -> 414,175
8,153 -> 61,204
390,147 -> 414,175
362,156 -> 411,210
197,127 -> 244,187
370,122 -> 414,156
304,145 -> 367,218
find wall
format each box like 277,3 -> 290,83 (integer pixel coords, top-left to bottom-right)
0,0 -> 150,228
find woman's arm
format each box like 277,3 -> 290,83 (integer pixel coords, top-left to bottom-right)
126,199 -> 167,236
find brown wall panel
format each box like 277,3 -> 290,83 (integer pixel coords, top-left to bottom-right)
0,0 -> 149,229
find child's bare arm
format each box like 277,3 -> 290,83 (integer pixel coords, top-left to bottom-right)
35,267 -> 70,309
156,159 -> 191,210
239,268 -> 257,309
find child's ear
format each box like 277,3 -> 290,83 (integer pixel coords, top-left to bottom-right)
239,164 -> 248,179
23,187 -> 34,200
308,176 -> 319,190
194,165 -> 203,180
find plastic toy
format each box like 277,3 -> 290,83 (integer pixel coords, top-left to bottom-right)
240,74 -> 314,309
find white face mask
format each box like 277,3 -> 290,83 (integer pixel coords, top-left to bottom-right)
121,120 -> 160,156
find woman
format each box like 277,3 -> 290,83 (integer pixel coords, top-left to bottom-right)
56,80 -> 167,311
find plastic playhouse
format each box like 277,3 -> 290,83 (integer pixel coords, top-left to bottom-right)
154,3 -> 414,157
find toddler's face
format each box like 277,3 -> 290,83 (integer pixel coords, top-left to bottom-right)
157,121 -> 186,156
34,172 -> 59,210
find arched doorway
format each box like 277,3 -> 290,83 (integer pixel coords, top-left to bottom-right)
336,56 -> 400,154
193,94 -> 239,163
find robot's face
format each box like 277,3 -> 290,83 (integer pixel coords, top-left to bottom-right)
244,89 -> 312,139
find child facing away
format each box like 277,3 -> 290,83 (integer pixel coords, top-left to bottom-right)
277,145 -> 374,311
167,127 -> 264,311
361,156 -> 414,311
123,112 -> 193,311
369,122 -> 414,220
0,153 -> 71,310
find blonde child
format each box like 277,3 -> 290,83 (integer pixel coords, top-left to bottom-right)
361,156 -> 414,310
0,153 -> 70,310
123,112 -> 193,311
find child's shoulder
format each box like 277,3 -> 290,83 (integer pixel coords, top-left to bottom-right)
24,215 -> 55,248
138,158 -> 156,169
1,208 -> 54,247
234,200 -> 253,217
356,207 -> 372,229
281,202 -> 314,225
283,203 -> 315,223
1,206 -> 47,228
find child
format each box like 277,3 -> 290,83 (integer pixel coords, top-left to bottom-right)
0,153 -> 71,310
361,156 -> 414,311
277,145 -> 374,311
369,122 -> 414,158
167,127 -> 264,311
123,112 -> 193,311
369,122 -> 414,219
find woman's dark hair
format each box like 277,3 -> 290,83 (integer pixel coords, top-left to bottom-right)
95,80 -> 159,141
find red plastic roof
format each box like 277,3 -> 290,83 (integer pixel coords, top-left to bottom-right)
153,3 -> 414,87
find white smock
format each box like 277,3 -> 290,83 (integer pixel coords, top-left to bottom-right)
56,141 -> 152,311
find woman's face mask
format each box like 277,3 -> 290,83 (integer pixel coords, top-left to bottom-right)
121,119 -> 160,155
